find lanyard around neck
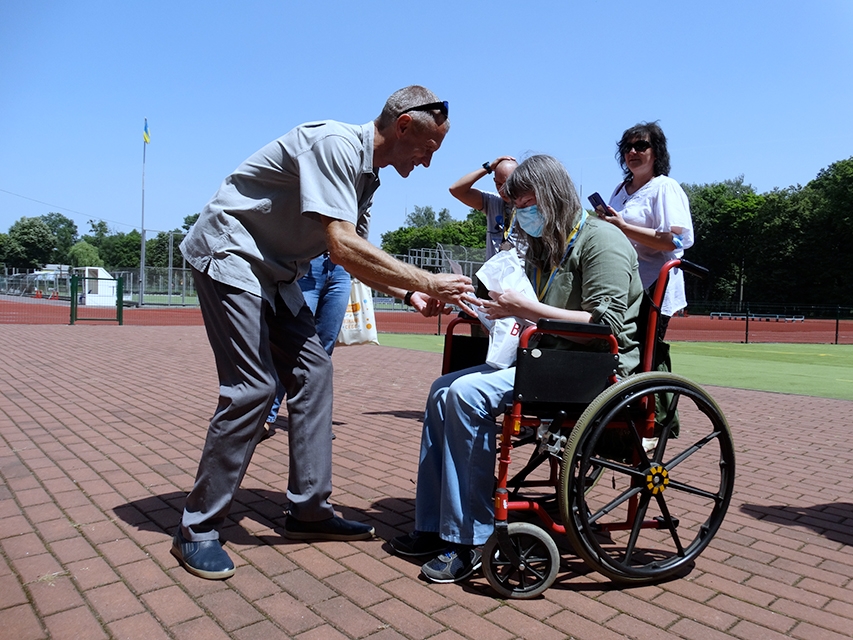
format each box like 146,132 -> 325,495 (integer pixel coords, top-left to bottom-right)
534,210 -> 587,301
502,207 -> 516,242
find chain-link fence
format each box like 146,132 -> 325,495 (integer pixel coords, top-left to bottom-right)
0,266 -> 198,307
112,267 -> 198,306
1,267 -> 74,300
2,261 -> 852,343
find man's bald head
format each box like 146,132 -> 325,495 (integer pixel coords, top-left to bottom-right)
494,159 -> 518,202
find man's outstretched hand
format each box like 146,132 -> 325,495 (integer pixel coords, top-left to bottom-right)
426,273 -> 477,317
409,292 -> 447,317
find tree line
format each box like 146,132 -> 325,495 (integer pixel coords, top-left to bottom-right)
682,156 -> 852,306
379,205 -> 488,255
0,213 -> 199,270
1,156 -> 851,306
379,158 -> 852,307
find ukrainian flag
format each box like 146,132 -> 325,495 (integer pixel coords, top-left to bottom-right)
143,119 -> 151,144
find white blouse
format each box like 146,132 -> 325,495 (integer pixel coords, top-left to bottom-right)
608,175 -> 694,316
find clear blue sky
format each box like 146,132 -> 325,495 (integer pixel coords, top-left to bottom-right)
2,1 -> 851,244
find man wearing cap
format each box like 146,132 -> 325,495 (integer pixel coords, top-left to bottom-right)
173,85 -> 473,580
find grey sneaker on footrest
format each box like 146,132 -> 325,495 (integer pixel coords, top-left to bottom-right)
421,546 -> 482,583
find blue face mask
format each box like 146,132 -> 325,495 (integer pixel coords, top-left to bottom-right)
516,204 -> 545,237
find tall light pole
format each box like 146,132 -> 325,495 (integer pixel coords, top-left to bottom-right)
140,118 -> 150,305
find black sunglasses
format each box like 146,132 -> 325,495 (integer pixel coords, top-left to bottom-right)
401,100 -> 449,118
621,140 -> 652,153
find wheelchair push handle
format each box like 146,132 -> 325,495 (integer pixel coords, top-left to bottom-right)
677,259 -> 710,280
650,259 -> 709,311
658,258 -> 709,283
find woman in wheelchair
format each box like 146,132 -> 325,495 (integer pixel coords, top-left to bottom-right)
390,154 -> 645,584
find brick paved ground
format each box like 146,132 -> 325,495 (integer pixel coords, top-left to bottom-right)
1,325 -> 852,640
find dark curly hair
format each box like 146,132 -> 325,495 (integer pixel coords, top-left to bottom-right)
616,121 -> 670,180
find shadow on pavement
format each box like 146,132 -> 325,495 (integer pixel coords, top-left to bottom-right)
740,502 -> 853,545
362,409 -> 424,421
113,489 -> 375,547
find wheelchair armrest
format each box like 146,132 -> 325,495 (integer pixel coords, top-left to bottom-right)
536,318 -> 613,337
442,315 -> 488,375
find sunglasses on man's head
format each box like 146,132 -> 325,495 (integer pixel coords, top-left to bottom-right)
401,100 -> 449,118
621,140 -> 652,154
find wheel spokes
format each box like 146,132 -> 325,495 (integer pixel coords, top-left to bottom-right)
560,373 -> 735,583
654,492 -> 685,555
623,491 -> 652,562
665,429 -> 725,471
584,483 -> 644,525
664,478 -> 725,504
493,536 -> 551,586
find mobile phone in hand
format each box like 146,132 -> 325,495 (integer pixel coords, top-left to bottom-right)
588,192 -> 612,216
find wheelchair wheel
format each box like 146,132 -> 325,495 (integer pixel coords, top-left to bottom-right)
482,522 -> 560,599
560,372 -> 735,584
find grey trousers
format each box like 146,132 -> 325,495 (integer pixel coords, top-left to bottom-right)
181,267 -> 336,541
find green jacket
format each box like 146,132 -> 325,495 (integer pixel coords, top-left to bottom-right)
525,216 -> 644,376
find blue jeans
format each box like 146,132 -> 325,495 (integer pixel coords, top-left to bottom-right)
267,255 -> 352,423
415,364 -> 516,546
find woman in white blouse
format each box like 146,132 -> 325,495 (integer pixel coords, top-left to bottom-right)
595,122 -> 694,339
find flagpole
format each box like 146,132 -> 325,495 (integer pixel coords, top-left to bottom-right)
140,118 -> 148,305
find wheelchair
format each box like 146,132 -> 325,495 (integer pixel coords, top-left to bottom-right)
441,259 -> 735,599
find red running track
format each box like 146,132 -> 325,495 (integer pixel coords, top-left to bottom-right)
372,311 -> 853,344
2,297 -> 850,343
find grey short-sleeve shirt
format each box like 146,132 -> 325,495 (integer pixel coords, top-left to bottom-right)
483,192 -> 527,261
181,121 -> 379,305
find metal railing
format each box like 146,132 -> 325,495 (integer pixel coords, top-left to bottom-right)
2,265 -> 851,344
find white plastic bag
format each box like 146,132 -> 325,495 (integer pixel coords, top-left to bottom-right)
484,316 -> 525,369
475,251 -> 537,369
336,279 -> 380,346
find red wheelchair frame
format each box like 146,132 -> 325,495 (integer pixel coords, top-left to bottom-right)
441,259 -> 735,598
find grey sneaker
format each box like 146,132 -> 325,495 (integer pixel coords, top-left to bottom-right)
421,546 -> 482,583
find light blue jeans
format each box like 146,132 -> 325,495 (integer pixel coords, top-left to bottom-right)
415,363 -> 516,546
268,255 -> 352,423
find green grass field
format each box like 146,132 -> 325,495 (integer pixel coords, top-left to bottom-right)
375,334 -> 853,401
